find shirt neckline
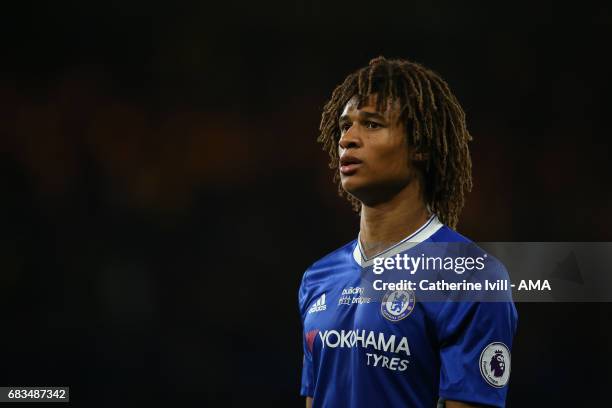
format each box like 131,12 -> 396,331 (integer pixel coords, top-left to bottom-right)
352,214 -> 443,267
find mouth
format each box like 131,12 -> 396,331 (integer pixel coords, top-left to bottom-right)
339,155 -> 362,176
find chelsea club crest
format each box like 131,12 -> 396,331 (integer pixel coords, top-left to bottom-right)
381,290 -> 416,322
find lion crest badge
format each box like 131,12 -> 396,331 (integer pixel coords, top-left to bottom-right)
479,342 -> 511,387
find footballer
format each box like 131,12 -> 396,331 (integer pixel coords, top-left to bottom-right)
298,57 -> 517,407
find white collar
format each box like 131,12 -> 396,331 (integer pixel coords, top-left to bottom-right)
353,214 -> 443,267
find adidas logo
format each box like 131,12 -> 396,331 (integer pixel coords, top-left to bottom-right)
308,293 -> 327,313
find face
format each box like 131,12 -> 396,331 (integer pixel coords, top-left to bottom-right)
338,95 -> 418,205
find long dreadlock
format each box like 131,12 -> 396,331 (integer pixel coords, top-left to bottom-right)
318,56 -> 472,229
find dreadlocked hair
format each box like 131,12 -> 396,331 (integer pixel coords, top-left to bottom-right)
318,56 -> 473,229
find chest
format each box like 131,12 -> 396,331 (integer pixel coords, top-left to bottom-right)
303,275 -> 437,358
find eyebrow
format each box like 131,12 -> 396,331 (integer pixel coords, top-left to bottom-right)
339,111 -> 387,123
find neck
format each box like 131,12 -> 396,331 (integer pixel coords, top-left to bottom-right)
359,182 -> 430,259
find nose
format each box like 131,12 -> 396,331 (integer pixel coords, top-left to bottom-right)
338,126 -> 361,150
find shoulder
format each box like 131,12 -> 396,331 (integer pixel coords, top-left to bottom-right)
298,240 -> 357,311
300,239 -> 356,287
429,224 -> 512,284
429,224 -> 472,243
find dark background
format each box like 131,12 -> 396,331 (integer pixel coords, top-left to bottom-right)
1,1 -> 611,406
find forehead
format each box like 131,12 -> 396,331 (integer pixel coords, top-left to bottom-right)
340,94 -> 400,119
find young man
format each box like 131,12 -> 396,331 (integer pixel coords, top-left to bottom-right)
299,57 -> 517,407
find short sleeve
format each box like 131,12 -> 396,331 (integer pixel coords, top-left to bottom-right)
299,272 -> 315,397
301,344 -> 314,397
437,301 -> 518,407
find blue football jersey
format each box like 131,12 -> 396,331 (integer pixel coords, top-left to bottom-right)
299,215 -> 518,408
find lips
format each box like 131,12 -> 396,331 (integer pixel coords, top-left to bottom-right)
339,155 -> 362,175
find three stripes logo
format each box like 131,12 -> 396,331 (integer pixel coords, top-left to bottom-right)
308,293 -> 327,314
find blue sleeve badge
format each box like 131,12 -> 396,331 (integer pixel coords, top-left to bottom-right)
479,342 -> 511,388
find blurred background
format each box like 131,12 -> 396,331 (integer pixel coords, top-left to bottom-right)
1,1 -> 611,406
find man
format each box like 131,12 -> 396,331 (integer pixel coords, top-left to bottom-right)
298,56 -> 517,407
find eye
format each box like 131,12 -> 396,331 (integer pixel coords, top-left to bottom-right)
340,122 -> 352,133
365,121 -> 382,129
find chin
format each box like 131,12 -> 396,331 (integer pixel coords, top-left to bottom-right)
340,177 -> 366,196
341,178 -> 373,203
341,177 -> 409,206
